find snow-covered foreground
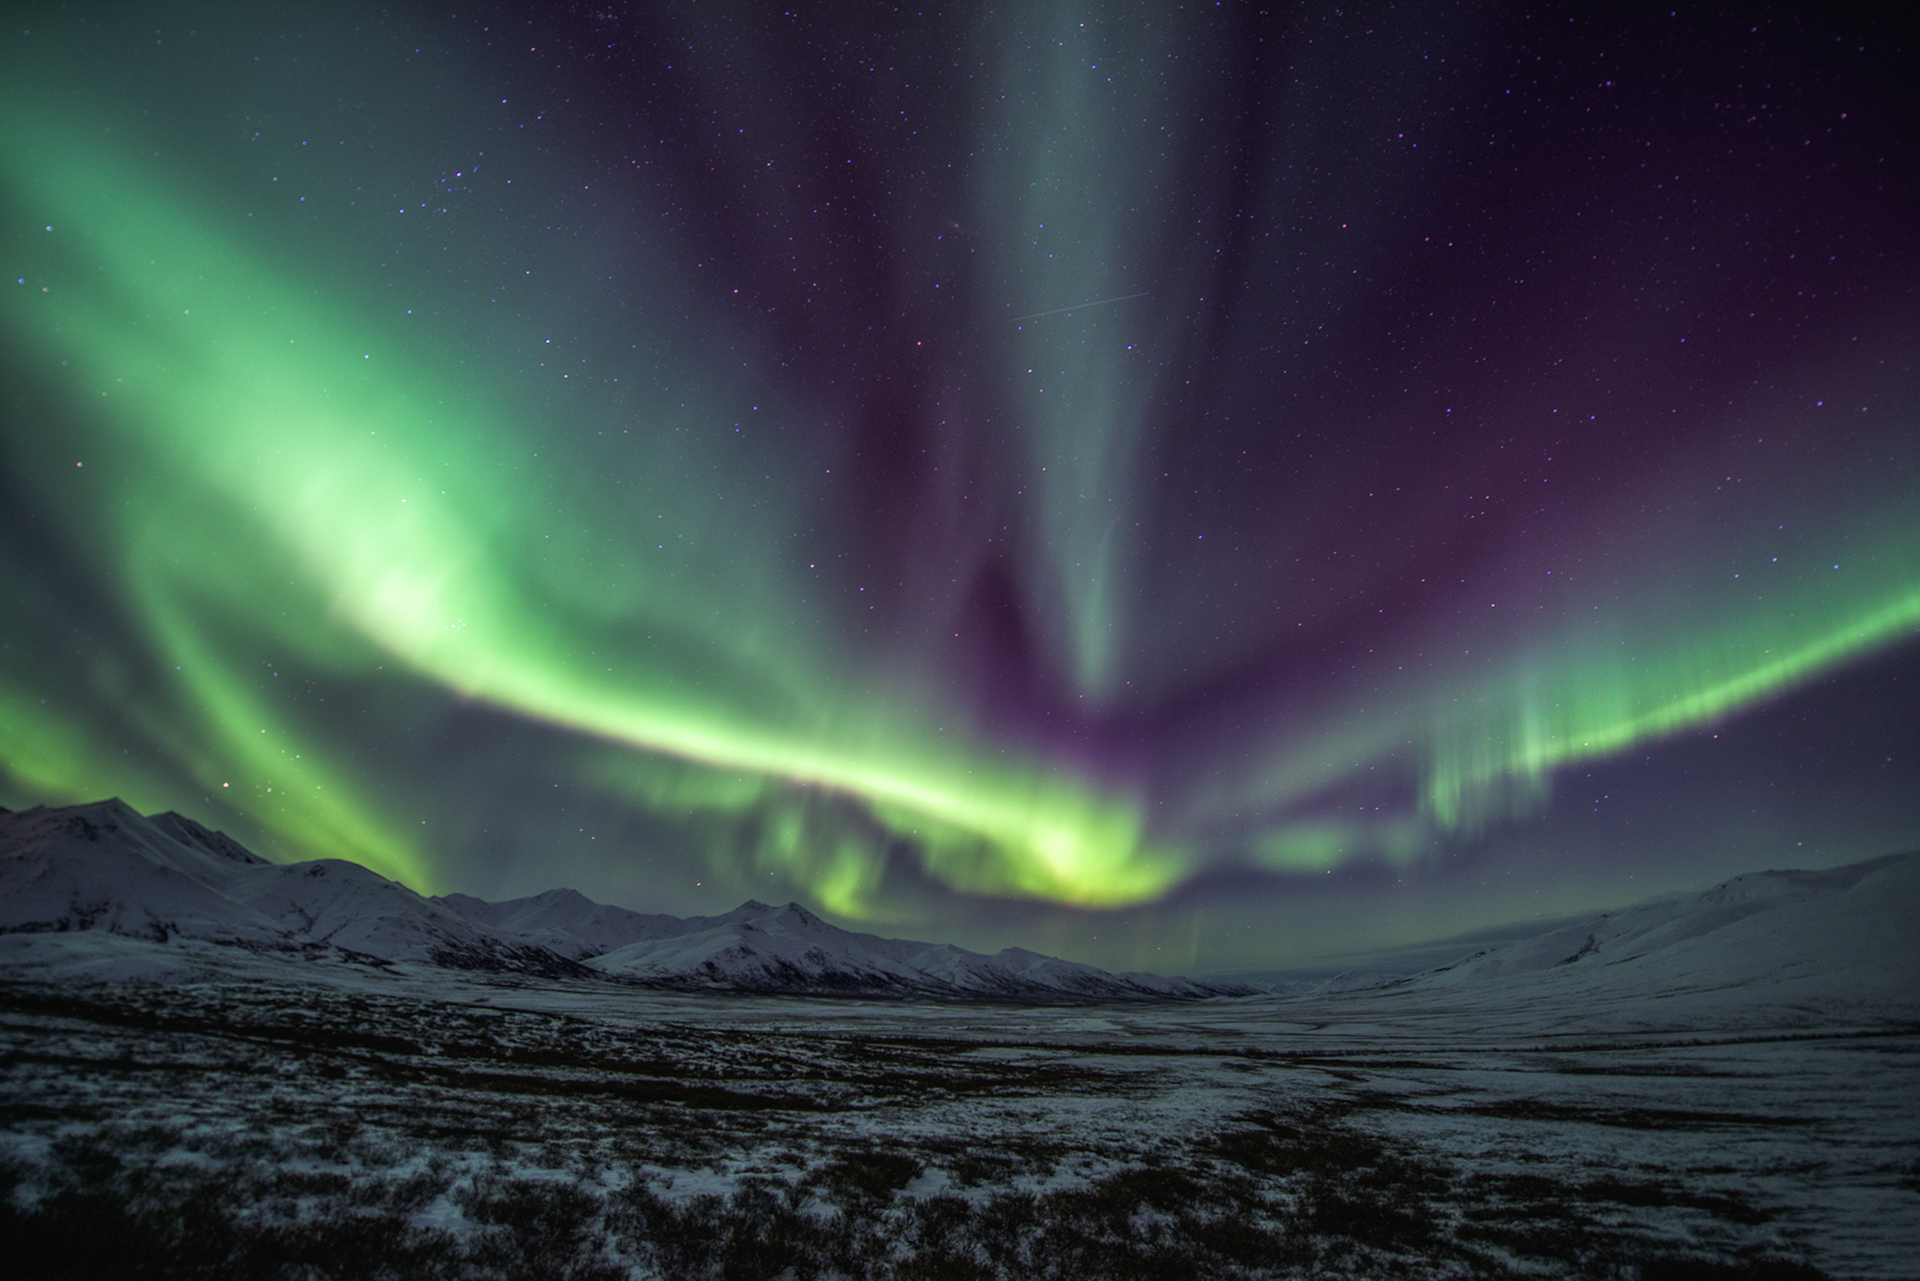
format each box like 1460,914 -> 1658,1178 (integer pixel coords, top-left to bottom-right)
1,958 -> 1914,1279
3,799 -> 1916,1277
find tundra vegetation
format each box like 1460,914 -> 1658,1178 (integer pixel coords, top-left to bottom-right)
0,979 -> 1861,1280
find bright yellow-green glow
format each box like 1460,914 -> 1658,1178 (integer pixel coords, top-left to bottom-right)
0,110 -> 1177,908
3,99 -> 1914,907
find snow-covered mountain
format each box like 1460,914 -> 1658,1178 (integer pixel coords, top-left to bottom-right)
11,797 -> 1904,1011
1420,852 -> 1916,992
0,799 -> 586,976
0,799 -> 1247,999
434,888 -> 683,961
497,896 -> 1243,999
1307,850 -> 1920,1022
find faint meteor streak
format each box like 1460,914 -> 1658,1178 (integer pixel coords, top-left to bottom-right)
1008,291 -> 1149,323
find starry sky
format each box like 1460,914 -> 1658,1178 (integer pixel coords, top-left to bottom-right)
2,4 -> 1915,974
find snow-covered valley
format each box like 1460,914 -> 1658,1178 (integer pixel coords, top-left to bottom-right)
2,800 -> 1916,1278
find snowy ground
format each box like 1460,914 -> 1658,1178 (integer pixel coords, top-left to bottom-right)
3,958 -> 1913,1279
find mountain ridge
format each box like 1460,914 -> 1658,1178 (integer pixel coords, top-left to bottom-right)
6,799 -> 1910,1013
0,799 -> 1249,1000
1267,848 -> 1920,1027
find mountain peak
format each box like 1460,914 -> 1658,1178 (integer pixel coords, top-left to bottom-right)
1,799 -> 1250,1001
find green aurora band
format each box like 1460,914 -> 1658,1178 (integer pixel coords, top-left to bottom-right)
2,98 -> 1916,913
0,112 -> 1179,909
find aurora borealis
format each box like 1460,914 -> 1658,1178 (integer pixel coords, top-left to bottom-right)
2,5 -> 1915,971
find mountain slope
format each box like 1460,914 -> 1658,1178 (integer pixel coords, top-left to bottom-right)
0,799 -> 286,946
0,800 -> 582,975
558,899 -> 1246,999
434,888 -> 684,961
0,800 -> 1242,1000
1309,851 -> 1920,1024
1420,854 -> 1913,985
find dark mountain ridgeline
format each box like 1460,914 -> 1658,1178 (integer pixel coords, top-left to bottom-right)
0,800 -> 1249,1000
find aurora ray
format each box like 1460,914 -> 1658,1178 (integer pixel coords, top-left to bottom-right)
2,5 -> 1914,966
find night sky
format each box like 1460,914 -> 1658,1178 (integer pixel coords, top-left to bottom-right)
2,5 -> 1915,974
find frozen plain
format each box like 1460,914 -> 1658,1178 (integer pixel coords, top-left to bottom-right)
1,809 -> 1916,1278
